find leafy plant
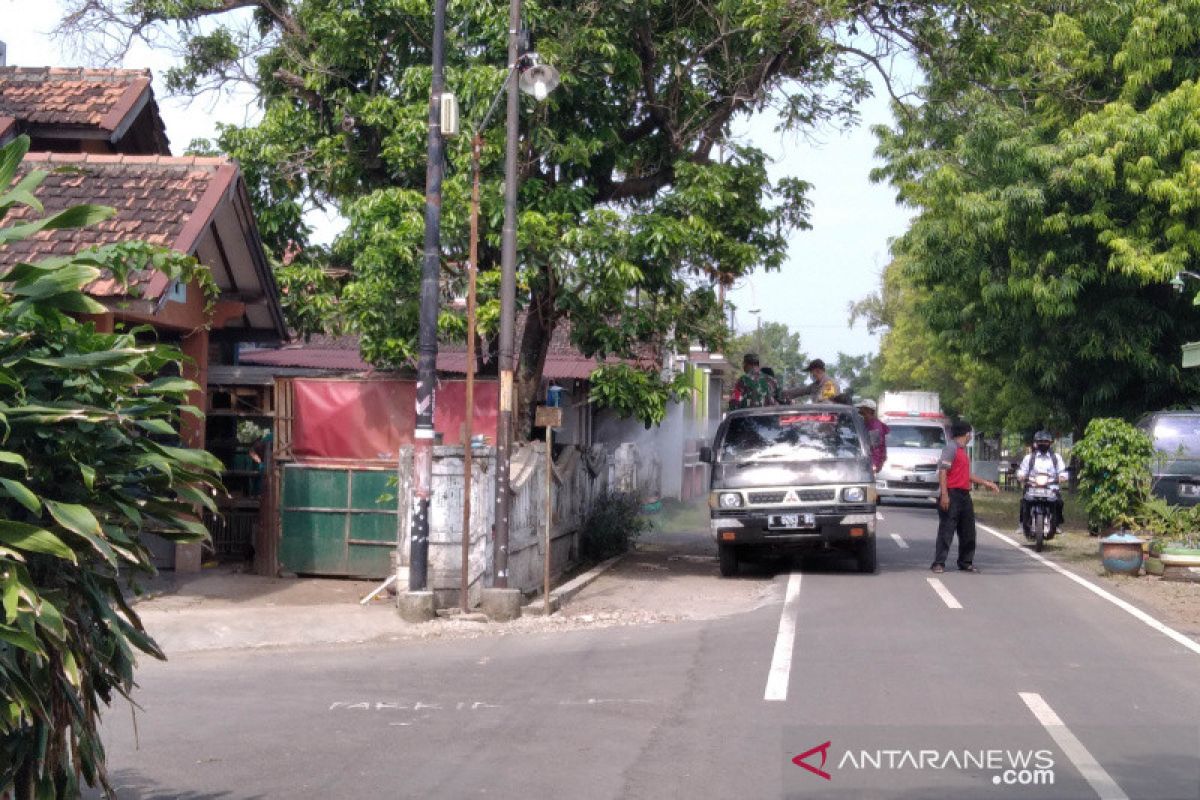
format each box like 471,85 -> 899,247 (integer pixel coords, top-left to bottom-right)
1072,418 -> 1155,531
587,365 -> 690,429
1135,496 -> 1200,547
236,420 -> 268,445
0,135 -> 223,797
581,491 -> 652,562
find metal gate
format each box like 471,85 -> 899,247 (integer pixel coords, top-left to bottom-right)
278,463 -> 399,578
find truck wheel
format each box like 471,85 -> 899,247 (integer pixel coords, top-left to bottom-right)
718,543 -> 739,577
857,538 -> 878,574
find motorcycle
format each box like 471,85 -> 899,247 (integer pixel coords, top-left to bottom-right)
1023,472 -> 1061,552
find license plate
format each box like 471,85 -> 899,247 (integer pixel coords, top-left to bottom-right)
769,513 -> 816,530
1182,484 -> 1200,497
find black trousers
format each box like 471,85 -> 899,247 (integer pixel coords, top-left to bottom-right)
934,489 -> 976,568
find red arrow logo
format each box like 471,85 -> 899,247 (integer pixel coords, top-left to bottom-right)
792,740 -> 833,780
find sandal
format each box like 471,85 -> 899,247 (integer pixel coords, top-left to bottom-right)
959,564 -> 981,573
931,564 -> 945,574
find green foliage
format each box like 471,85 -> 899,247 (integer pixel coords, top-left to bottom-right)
61,0 -> 905,428
872,0 -> 1200,432
1136,496 -> 1200,546
588,364 -> 690,429
727,321 -> 807,388
0,136 -> 223,797
1072,417 -> 1155,530
581,490 -> 652,562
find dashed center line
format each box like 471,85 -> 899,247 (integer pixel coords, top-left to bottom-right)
926,577 -> 962,609
1019,692 -> 1129,799
764,573 -> 802,702
890,533 -> 909,549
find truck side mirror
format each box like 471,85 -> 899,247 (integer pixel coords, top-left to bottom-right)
699,446 -> 713,464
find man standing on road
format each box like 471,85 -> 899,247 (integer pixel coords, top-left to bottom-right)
932,420 -> 999,574
729,353 -> 781,410
857,399 -> 889,472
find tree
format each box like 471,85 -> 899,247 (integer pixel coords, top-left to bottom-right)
871,0 -> 1200,434
727,321 -> 807,387
58,0 -> 939,432
831,352 -> 881,400
0,136 -> 223,796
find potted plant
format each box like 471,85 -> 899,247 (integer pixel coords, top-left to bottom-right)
1073,418 -> 1156,536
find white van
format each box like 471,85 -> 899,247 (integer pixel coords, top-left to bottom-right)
875,413 -> 951,503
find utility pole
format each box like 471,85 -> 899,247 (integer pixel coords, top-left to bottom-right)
405,0 -> 447,609
492,0 -> 522,590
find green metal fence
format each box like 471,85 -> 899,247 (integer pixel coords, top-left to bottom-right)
279,464 -> 398,578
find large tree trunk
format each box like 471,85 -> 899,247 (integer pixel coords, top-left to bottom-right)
515,286 -> 556,441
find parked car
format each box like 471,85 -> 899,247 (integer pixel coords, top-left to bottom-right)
874,416 -> 951,503
1136,411 -> 1200,506
700,404 -> 877,576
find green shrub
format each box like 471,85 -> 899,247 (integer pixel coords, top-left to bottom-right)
581,491 -> 652,561
1137,497 -> 1200,547
1072,417 -> 1155,531
0,135 -> 223,797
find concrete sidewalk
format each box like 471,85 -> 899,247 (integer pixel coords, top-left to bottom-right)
130,559 -> 630,655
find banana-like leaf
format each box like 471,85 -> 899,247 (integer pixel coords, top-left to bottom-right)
79,464 -> 96,492
0,134 -> 29,192
0,624 -> 43,656
142,377 -> 200,394
134,418 -> 177,436
0,477 -> 40,514
0,204 -> 115,245
0,451 -> 27,470
0,521 -> 76,562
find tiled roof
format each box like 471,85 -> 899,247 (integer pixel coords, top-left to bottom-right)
0,67 -> 152,129
0,152 -> 238,298
238,332 -> 636,380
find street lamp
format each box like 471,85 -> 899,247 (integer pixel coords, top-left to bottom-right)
1172,271 -> 1200,294
443,11 -> 558,606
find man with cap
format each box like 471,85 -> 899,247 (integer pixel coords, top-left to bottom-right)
729,352 -> 782,410
857,398 -> 889,472
783,358 -> 841,403
933,420 -> 1000,574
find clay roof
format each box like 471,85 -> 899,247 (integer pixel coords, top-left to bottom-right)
238,331 -> 638,380
0,152 -> 239,298
0,67 -> 166,147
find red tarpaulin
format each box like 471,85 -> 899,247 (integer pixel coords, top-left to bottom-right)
291,378 -> 499,461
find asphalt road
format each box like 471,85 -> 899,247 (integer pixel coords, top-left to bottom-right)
89,504 -> 1200,799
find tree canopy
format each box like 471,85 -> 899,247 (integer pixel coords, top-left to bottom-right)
870,0 -> 1200,433
58,0 -> 942,429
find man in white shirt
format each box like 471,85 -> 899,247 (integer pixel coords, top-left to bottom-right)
1017,430 -> 1068,533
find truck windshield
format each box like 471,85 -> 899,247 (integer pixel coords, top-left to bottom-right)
1153,416 -> 1200,458
718,411 -> 862,462
886,424 -> 946,449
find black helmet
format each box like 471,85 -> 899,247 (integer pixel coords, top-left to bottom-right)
1033,430 -> 1053,443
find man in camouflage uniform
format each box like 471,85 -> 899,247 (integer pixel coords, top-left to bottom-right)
729,353 -> 782,410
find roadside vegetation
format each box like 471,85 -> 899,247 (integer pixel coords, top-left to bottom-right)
0,135 -> 223,797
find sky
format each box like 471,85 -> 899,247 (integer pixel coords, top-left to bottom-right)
4,0 -> 914,359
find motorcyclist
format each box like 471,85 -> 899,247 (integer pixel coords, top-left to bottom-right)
1017,430 -> 1068,533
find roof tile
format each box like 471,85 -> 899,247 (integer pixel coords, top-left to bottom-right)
0,67 -> 151,129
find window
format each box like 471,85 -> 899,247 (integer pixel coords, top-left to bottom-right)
886,424 -> 947,449
1153,416 -> 1200,458
719,411 -> 862,462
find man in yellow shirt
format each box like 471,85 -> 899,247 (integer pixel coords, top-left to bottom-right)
783,359 -> 841,403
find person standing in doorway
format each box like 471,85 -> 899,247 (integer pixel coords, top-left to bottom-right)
932,420 -> 999,574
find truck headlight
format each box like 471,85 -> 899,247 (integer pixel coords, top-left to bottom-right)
842,487 -> 866,503
718,492 -> 743,509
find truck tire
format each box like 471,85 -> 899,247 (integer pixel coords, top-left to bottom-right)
857,538 -> 878,574
718,543 -> 739,577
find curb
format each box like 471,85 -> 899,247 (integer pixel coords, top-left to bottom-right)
525,554 -> 625,614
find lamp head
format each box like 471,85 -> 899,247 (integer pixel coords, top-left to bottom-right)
1173,273 -> 1186,294
518,60 -> 560,101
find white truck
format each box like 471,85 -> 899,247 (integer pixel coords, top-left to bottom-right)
875,392 -> 951,503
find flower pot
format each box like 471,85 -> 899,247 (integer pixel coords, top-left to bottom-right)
1100,533 -> 1144,576
1145,556 -> 1166,576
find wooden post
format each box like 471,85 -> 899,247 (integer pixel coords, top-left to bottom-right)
535,405 -> 562,614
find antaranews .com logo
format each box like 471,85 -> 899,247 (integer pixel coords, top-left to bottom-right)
792,740 -> 1056,787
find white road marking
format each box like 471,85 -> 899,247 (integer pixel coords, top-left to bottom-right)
890,533 -> 909,549
979,523 -> 1200,656
1019,692 -> 1129,799
876,511 -> 885,521
926,577 -> 962,609
764,572 -> 803,702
